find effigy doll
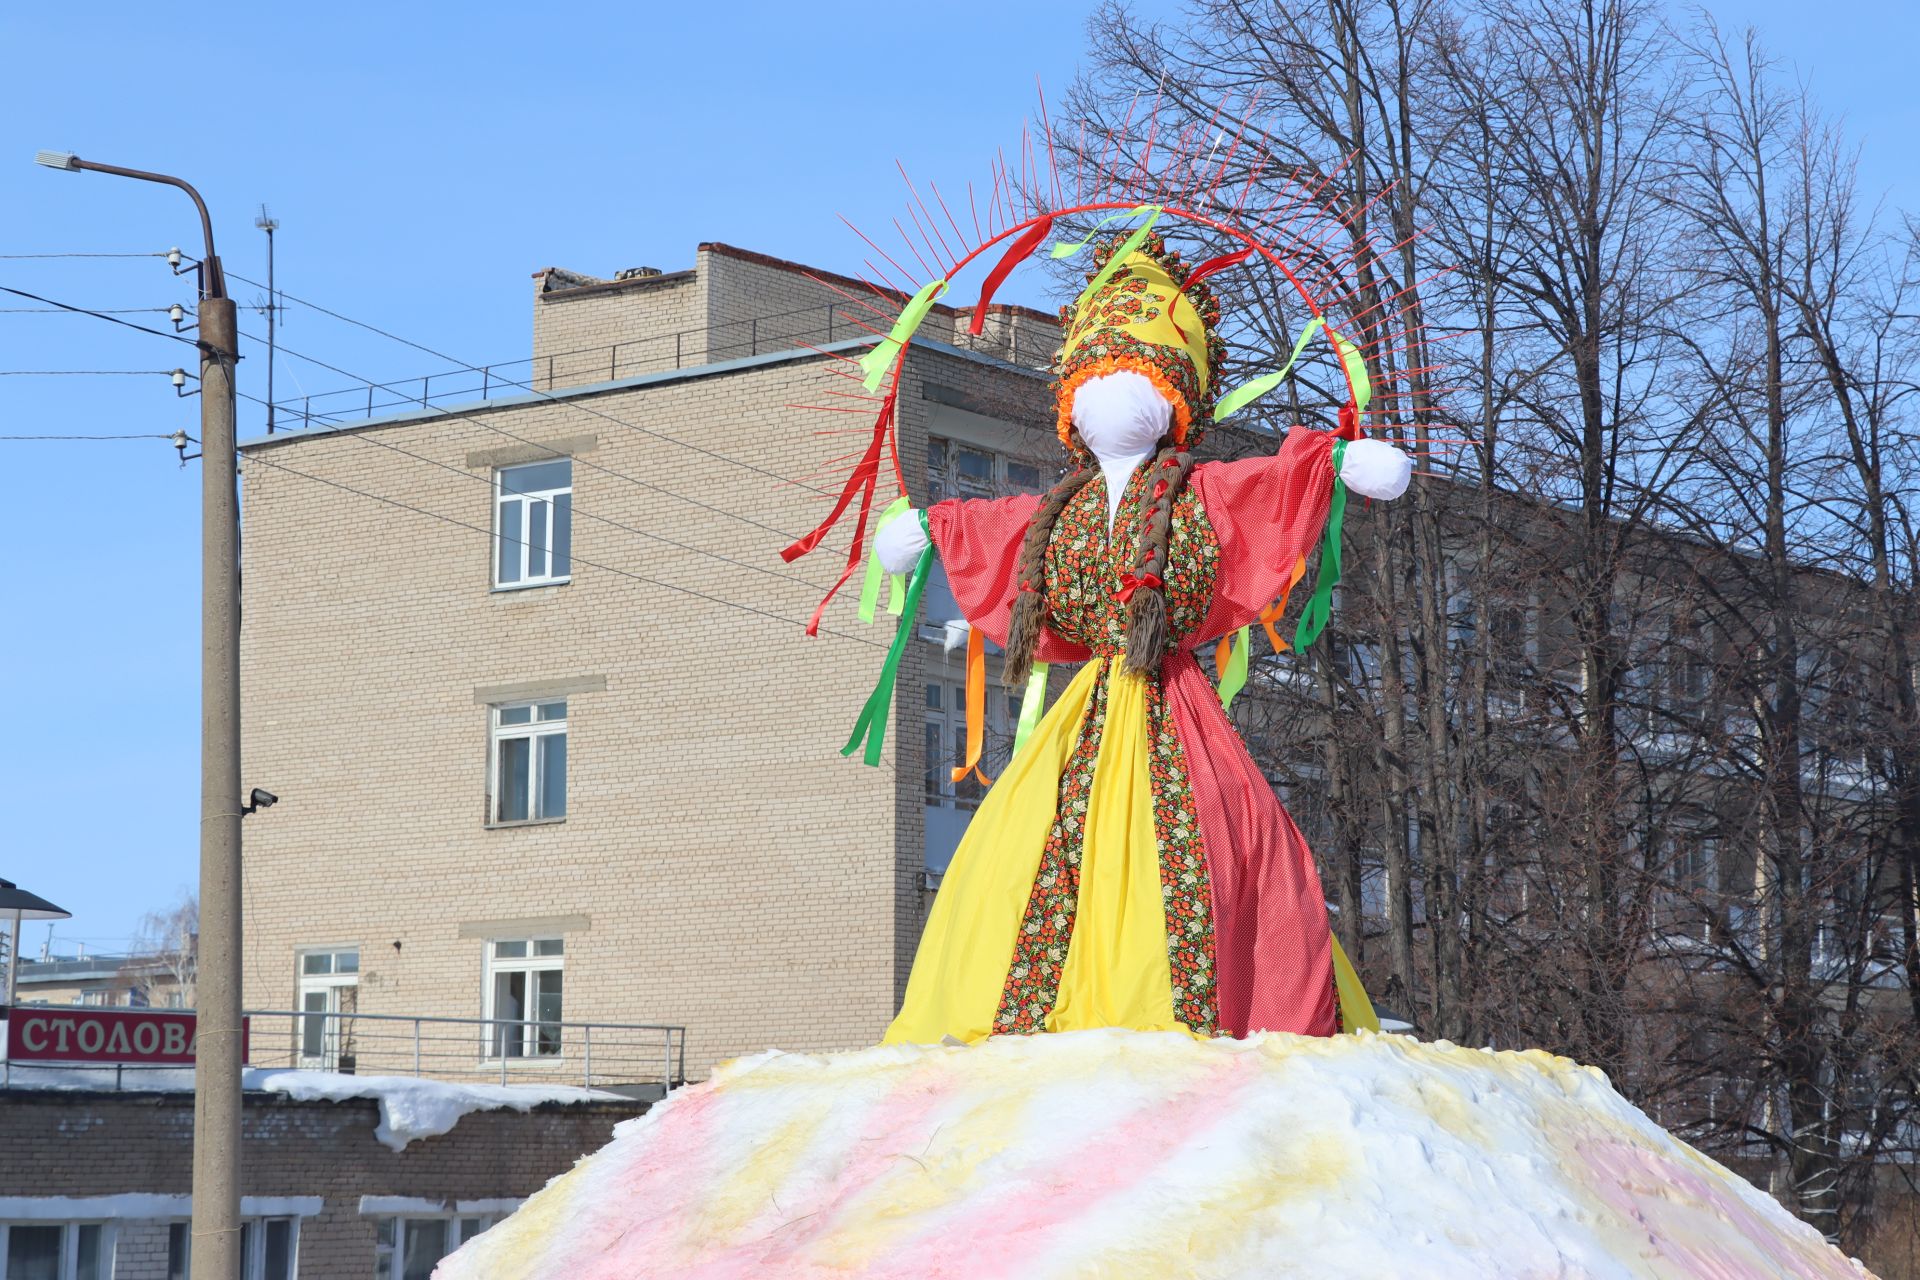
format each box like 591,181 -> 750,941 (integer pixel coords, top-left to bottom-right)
871,235 -> 1412,1045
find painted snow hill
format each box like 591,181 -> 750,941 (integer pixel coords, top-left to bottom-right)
434,1029 -> 1869,1280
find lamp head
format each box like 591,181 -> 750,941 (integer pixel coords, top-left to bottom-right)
34,150 -> 80,172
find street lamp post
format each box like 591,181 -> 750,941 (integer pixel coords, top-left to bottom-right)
36,150 -> 244,1280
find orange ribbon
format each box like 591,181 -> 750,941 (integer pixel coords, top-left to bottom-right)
1259,554 -> 1311,652
949,624 -> 995,787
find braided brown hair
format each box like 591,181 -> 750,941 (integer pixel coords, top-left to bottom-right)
1121,441 -> 1199,674
1003,430 -> 1200,685
1005,441 -> 1098,687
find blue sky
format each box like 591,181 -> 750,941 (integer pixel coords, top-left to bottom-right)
2,0 -> 1915,957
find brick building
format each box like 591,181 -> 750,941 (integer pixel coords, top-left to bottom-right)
0,1076 -> 643,1279
236,243 -> 1063,1083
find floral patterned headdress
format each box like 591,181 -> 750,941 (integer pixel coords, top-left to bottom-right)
1053,230 -> 1229,450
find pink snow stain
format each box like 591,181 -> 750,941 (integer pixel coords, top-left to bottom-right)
1575,1132 -> 1860,1279
566,1058 -> 961,1279
663,1052 -> 1257,1279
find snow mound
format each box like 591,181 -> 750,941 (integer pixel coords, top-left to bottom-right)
433,1029 -> 1868,1279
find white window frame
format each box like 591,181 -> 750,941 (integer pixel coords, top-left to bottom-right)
295,947 -> 360,1070
493,459 -> 573,590
922,679 -> 1017,812
481,937 -> 565,1062
0,1222 -> 115,1280
926,435 -> 1049,503
373,1214 -> 499,1280
166,1216 -> 299,1280
487,699 -> 568,825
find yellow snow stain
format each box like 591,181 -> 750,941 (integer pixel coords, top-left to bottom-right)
1098,1131 -> 1355,1274
806,1083 -> 1033,1269
681,1107 -> 829,1248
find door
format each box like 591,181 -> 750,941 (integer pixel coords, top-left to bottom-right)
296,948 -> 359,1070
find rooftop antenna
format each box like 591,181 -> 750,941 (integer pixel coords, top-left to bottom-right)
254,204 -> 281,432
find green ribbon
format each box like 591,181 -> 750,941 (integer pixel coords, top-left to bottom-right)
859,279 -> 948,392
1217,625 -> 1251,710
1065,207 -> 1164,321
1049,205 -> 1155,259
843,513 -> 934,767
1292,438 -> 1349,652
1011,662 -> 1050,758
857,497 -> 912,623
1212,316 -> 1326,422
1331,329 -> 1373,415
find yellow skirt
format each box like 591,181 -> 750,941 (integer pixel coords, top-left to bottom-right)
885,660 -> 1377,1045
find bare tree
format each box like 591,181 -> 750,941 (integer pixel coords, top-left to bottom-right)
126,890 -> 198,1010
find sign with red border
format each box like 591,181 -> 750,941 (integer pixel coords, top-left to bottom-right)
3,1006 -> 248,1064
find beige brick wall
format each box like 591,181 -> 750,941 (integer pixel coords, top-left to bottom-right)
531,269 -> 702,388
239,327 -> 1055,1079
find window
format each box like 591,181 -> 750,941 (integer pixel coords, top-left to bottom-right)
489,700 -> 567,824
923,681 -> 1016,811
484,938 -> 564,1059
298,947 -> 360,1070
494,459 -> 572,589
166,1219 -> 296,1280
374,1215 -> 501,1280
926,436 -> 1050,503
2,1223 -> 112,1280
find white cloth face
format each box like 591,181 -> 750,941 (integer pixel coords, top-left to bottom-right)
1070,370 -> 1175,529
874,510 -> 930,575
1338,437 -> 1414,501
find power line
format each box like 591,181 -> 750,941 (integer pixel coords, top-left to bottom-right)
0,432 -> 173,441
241,450 -> 889,651
223,270 -> 836,495
0,369 -> 177,377
0,306 -> 176,314
229,328 -> 830,548
0,252 -> 167,260
0,285 -> 198,347
228,384 -> 835,595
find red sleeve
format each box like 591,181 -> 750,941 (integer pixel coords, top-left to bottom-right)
926,493 -> 1040,648
1188,426 -> 1338,644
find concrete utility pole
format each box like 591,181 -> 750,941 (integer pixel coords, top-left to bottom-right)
35,151 -> 244,1280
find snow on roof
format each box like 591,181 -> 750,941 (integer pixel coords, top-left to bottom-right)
2,1062 -> 628,1152
437,1028 -> 1868,1280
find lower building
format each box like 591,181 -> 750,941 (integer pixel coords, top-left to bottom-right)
1,1062 -> 645,1279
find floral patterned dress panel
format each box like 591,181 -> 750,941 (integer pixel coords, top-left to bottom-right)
992,466 -> 1223,1035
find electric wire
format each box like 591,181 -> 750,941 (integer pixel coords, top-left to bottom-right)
228,385 -> 838,595
0,306 -> 177,314
230,328 -> 835,548
0,433 -> 174,441
0,370 -> 178,377
0,285 -> 198,347
241,450 -> 889,651
223,270 -> 835,495
0,252 -> 168,259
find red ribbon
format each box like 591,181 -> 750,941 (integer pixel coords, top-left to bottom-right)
1185,245 -> 1255,287
1116,571 -> 1163,603
782,393 -> 897,635
970,218 -> 1053,335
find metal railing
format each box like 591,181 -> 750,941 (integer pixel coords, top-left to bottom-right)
241,1009 -> 685,1090
268,303 -> 1060,433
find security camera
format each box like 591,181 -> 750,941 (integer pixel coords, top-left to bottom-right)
242,788 -> 279,816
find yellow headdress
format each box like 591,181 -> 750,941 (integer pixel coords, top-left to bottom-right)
1053,232 -> 1228,448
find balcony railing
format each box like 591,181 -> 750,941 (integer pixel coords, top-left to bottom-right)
266,303 -> 1060,433
0,1010 -> 686,1094
246,1009 -> 685,1091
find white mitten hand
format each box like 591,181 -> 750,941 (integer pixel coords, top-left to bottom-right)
1339,438 -> 1413,500
874,510 -> 930,574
